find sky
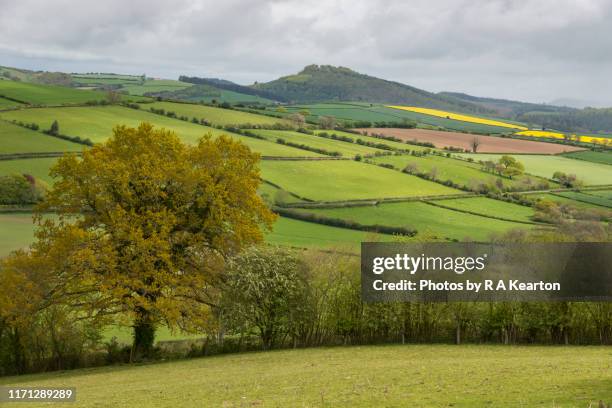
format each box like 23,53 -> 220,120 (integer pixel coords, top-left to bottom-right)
1,0 -> 612,106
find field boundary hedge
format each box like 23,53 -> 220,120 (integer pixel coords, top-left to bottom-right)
280,192 -> 474,209
421,199 -> 545,226
0,152 -> 80,161
273,206 -> 417,236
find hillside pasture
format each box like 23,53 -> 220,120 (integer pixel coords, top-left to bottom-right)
553,191 -> 612,208
266,216 -> 392,248
433,196 -> 536,223
0,121 -> 84,154
0,80 -> 114,105
295,201 -> 532,241
120,79 -> 193,96
388,105 -> 528,130
359,128 -> 585,154
0,157 -> 58,184
563,150 -> 612,165
369,154 -> 550,190
252,129 -> 384,157
148,101 -> 289,126
260,160 -> 460,201
0,212 -> 38,256
0,96 -> 23,109
458,153 -> 612,186
2,345 -> 610,407
314,129 -> 431,152
526,193 -> 610,211
286,103 -> 513,133
0,106 -> 316,157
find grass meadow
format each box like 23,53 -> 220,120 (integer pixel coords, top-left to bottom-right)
0,121 -> 84,154
260,160 -> 460,201
0,157 -> 58,184
1,345 -> 610,407
563,150 -> 612,165
0,80 -> 112,105
253,129 -> 384,157
433,196 -> 537,223
148,101 -> 289,126
0,106 -> 315,157
458,153 -> 612,185
295,201 -> 533,241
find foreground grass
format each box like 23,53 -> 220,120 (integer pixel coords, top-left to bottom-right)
2,345 -> 610,407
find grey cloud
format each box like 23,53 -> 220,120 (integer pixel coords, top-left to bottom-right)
1,0 -> 611,104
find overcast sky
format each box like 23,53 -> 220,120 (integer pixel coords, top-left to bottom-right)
2,0 -> 612,106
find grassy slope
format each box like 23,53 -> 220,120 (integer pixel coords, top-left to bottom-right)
458,153 -> 612,185
371,154 -> 515,189
554,191 -> 612,208
0,158 -> 58,184
434,196 -> 536,223
0,80 -> 111,105
0,106 -> 315,157
253,129 -> 383,157
0,213 -> 38,256
120,80 -> 193,96
286,103 -> 511,133
260,160 -> 459,201
2,345 -> 610,407
298,201 -> 531,240
148,102 -> 288,126
266,217 -> 392,248
563,150 -> 612,165
0,121 -> 83,154
527,193 -> 610,210
0,96 -> 23,109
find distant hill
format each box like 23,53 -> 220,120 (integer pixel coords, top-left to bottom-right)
179,76 -> 284,102
440,91 -> 612,133
438,92 -> 574,118
251,65 -> 492,114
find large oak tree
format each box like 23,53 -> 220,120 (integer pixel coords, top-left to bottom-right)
33,122 -> 276,359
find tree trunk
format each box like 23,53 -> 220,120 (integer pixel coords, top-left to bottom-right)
455,325 -> 461,345
132,308 -> 155,362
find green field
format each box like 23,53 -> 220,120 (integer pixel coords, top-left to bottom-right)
148,101 -> 288,126
0,106 -> 315,157
120,79 -> 193,95
433,196 -> 537,223
253,129 -> 384,157
0,80 -> 112,105
563,150 -> 612,165
295,201 -> 531,240
266,216 -> 392,248
0,121 -> 83,154
3,345 -> 609,407
527,193 -> 610,210
315,129 -> 431,152
0,213 -> 387,257
286,103 -> 513,134
0,96 -> 23,109
585,189 -> 612,200
370,154 -> 543,190
0,212 -> 38,255
260,160 -> 460,201
458,153 -> 612,186
0,157 -> 58,184
553,191 -> 612,208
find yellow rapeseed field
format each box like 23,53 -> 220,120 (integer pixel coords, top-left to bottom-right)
387,106 -> 528,130
516,130 -> 612,146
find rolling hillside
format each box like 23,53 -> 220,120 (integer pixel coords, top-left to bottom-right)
252,65 -> 492,113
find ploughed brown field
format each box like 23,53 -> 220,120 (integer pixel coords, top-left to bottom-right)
358,128 -> 586,154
